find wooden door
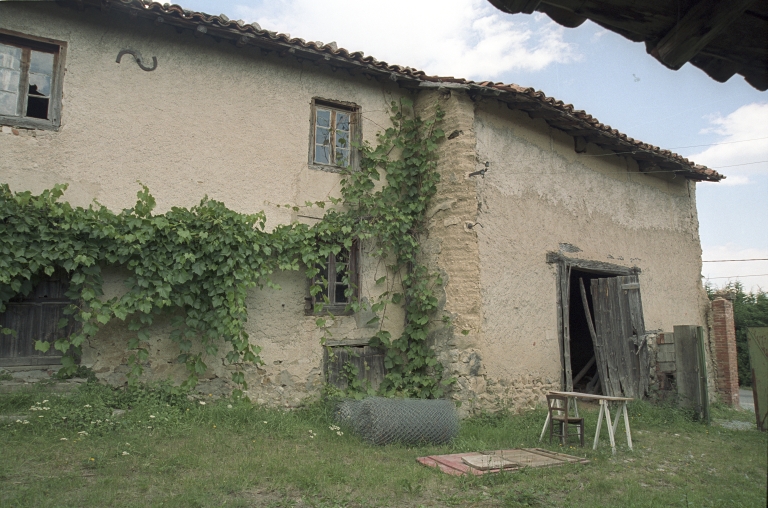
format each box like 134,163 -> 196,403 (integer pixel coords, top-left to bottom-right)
324,345 -> 386,392
590,275 -> 649,398
0,273 -> 77,367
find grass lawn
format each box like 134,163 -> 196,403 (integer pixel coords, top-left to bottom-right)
1,382 -> 765,507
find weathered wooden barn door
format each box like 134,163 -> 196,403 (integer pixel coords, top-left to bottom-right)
0,273 -> 77,367
590,275 -> 649,398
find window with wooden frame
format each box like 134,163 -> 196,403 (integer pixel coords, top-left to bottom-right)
0,31 -> 66,131
306,241 -> 359,315
310,99 -> 359,171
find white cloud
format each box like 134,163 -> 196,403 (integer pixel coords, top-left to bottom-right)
688,103 -> 768,185
590,29 -> 608,42
702,244 -> 768,292
231,0 -> 578,80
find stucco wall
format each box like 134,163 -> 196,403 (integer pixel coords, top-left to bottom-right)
469,99 -> 710,410
1,4 -> 713,410
0,3 -> 406,404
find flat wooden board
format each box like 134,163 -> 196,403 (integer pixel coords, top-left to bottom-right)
461,455 -> 519,471
418,448 -> 589,476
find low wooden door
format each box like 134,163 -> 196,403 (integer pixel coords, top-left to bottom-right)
590,275 -> 649,398
0,273 -> 77,367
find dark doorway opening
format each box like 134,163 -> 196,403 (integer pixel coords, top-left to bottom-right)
568,269 -> 608,394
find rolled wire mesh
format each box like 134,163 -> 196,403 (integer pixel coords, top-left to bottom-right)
335,397 -> 459,445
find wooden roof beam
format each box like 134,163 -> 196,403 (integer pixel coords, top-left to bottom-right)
651,0 -> 758,70
487,0 -> 541,14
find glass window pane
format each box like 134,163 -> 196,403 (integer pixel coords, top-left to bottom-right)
28,72 -> 51,97
0,43 -> 21,71
314,144 -> 330,164
0,68 -> 20,94
335,148 -> 350,167
315,126 -> 330,146
316,108 -> 330,128
336,112 -> 350,131
335,130 -> 348,149
0,90 -> 18,116
334,282 -> 349,303
30,51 -> 53,75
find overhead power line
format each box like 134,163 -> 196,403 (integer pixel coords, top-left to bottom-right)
704,274 -> 768,279
703,258 -> 768,262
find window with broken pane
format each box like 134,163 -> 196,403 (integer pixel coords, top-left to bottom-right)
311,100 -> 357,169
0,32 -> 63,130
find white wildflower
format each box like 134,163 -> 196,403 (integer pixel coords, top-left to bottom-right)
60,438 -> 68,441
84,404 -> 91,408
122,451 -> 129,456
15,420 -> 21,423
263,421 -> 267,424
227,404 -> 232,409
336,431 -> 343,436
149,415 -> 155,419
199,401 -> 206,405
42,400 -> 48,403
22,420 -> 29,424
78,431 -> 89,436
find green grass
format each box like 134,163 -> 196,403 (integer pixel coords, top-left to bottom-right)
1,383 -> 765,507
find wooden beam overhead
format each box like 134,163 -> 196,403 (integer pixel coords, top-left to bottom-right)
539,4 -> 587,28
487,0 -> 541,14
651,0 -> 758,70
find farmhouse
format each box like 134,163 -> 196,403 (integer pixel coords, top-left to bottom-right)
0,0 -> 726,411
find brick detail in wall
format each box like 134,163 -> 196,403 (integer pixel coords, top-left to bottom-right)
711,298 -> 739,406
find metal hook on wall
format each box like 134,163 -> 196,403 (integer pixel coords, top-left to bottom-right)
116,49 -> 157,71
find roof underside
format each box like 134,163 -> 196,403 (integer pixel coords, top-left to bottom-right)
488,0 -> 768,92
47,0 -> 723,181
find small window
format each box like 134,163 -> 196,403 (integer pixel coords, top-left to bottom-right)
0,31 -> 65,131
307,242 -> 359,315
310,99 -> 358,171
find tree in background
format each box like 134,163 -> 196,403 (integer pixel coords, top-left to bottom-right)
707,282 -> 768,386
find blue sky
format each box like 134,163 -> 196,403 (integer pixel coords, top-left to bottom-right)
181,0 -> 767,290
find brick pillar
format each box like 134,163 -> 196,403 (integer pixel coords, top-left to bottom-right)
711,298 -> 739,406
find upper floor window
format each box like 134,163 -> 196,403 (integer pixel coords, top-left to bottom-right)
310,99 -> 359,171
0,31 -> 65,131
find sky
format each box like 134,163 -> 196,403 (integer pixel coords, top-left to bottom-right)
181,0 -> 767,290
